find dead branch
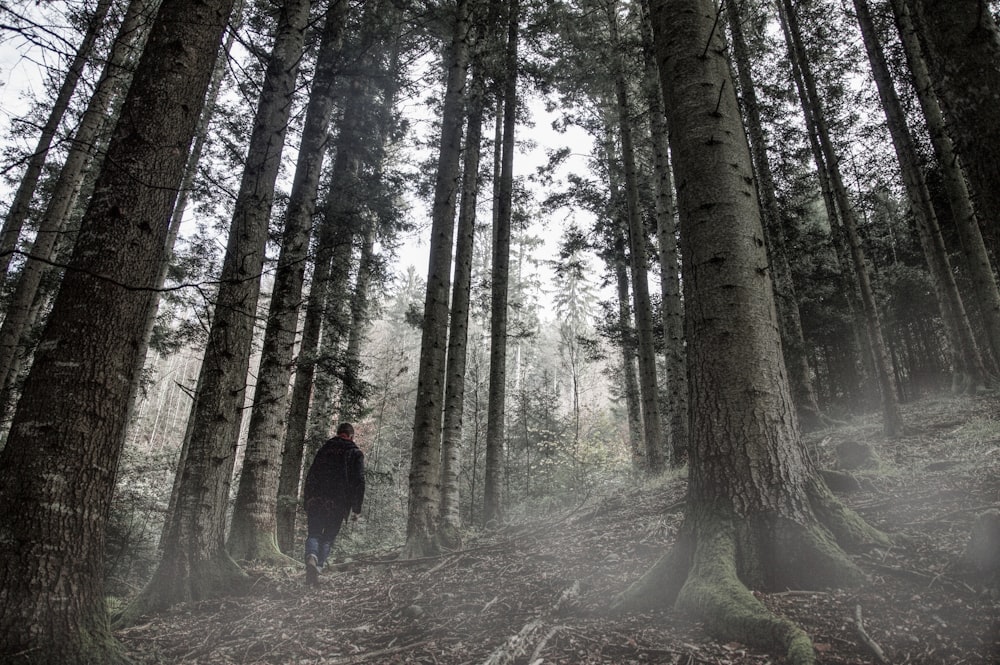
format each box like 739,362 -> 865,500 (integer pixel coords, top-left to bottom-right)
325,639 -> 433,664
528,625 -> 566,664
852,605 -> 888,664
480,619 -> 543,665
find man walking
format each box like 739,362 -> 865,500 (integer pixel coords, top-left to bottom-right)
302,422 -> 365,585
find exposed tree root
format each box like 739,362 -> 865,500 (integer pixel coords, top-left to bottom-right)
806,477 -> 892,551
613,501 -> 889,664
228,534 -> 299,568
677,517 -> 816,664
115,552 -> 249,628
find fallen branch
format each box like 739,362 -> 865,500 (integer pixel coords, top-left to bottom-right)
528,625 -> 566,664
852,605 -> 888,664
326,639 -> 433,664
859,558 -> 976,594
481,619 -> 543,665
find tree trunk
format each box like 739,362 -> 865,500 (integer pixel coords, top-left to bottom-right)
439,61 -> 486,549
780,0 -> 903,436
614,227 -> 646,470
0,0 -> 235,657
780,10 -> 870,409
608,0 -> 665,474
483,0 -> 519,527
854,0 -> 988,393
725,0 -> 822,430
120,0 -> 311,620
890,0 -> 1000,373
615,3 -> 890,663
906,0 -> 1000,260
640,0 -> 688,463
0,0 -> 114,281
0,0 -> 155,416
275,1 -> 360,554
228,0 -> 349,563
339,225 -> 376,420
404,0 -> 470,557
306,98 -> 367,447
131,0 -> 241,408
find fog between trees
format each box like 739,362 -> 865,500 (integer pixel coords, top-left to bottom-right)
1,0 -> 999,663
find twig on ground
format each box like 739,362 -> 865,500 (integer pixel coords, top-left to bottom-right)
528,625 -> 566,663
480,619 -> 543,665
325,639 -> 433,664
852,604 -> 888,664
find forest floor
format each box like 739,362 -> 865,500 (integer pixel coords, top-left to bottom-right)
118,391 -> 1000,664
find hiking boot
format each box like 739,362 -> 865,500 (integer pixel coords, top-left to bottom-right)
305,553 -> 319,586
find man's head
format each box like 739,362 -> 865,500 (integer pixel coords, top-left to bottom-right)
336,422 -> 355,439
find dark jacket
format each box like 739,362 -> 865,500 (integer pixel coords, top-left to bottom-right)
303,436 -> 365,514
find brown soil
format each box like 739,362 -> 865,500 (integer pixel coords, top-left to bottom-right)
118,392 -> 1000,664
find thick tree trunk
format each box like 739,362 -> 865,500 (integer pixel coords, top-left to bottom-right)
0,0 -> 114,281
780,0 -> 903,436
725,0 -> 822,430
906,0 -> 1000,260
483,0 -> 519,527
229,0 -> 349,563
131,0 -> 240,409
854,0 -> 988,393
615,2 -> 890,662
608,0 -> 665,474
890,0 -> 1000,373
0,0 -> 235,657
121,0 -> 311,620
0,0 -> 155,416
404,0 -> 470,557
640,0 -> 688,463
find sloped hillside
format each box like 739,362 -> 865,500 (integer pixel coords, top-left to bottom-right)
119,393 -> 1000,664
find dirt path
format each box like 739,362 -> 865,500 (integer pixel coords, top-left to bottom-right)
119,393 -> 1000,664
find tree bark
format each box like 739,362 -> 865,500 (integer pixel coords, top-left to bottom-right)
339,225 -> 376,420
615,2 -> 890,662
640,0 -> 688,463
228,0 -> 349,563
607,0 -> 665,474
404,0 -> 470,556
0,0 -> 235,657
0,0 -> 114,281
305,93 -> 366,447
889,0 -> 1000,373
725,0 -> 822,430
779,0 -> 903,436
483,0 -> 519,527
0,0 -> 156,416
614,226 -> 646,470
272,0 -> 350,554
854,0 -> 988,393
120,0 -> 311,619
439,59 -> 486,548
906,0 -> 1000,260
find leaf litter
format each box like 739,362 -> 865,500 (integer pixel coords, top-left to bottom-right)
119,392 -> 1000,664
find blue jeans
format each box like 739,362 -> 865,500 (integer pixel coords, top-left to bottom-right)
304,499 -> 348,568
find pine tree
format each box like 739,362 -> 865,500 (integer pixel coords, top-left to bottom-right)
121,0 -> 313,618
615,3 -> 890,662
0,0 -> 238,657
